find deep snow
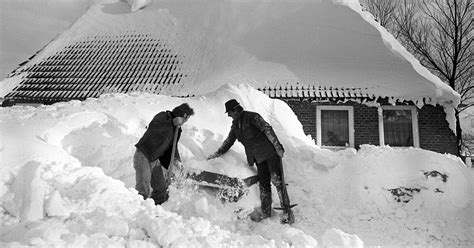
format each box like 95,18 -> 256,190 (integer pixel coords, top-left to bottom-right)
1,84 -> 473,247
0,1 -> 472,246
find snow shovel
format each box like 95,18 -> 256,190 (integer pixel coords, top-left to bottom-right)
167,123 -> 259,202
187,170 -> 259,188
166,125 -> 180,184
186,170 -> 259,203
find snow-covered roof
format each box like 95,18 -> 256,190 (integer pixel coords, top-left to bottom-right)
3,0 -> 460,108
4,33 -> 187,103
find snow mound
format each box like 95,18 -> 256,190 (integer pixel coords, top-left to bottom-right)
1,84 -> 473,246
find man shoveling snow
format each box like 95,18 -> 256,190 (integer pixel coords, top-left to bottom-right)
207,99 -> 295,224
133,103 -> 194,205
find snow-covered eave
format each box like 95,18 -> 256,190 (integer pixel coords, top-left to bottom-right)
378,93 -> 458,108
367,93 -> 458,133
338,0 -> 460,104
335,0 -> 460,133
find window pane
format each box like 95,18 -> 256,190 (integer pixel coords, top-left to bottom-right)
383,109 -> 413,146
321,110 -> 349,146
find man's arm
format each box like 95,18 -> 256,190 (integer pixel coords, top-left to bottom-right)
207,129 -> 237,159
252,113 -> 285,157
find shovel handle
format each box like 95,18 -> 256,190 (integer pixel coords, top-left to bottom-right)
168,125 -> 180,173
242,175 -> 259,187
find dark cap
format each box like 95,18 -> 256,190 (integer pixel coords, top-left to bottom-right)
225,99 -> 241,113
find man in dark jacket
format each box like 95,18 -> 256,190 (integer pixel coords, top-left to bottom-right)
134,103 -> 194,205
208,99 -> 295,224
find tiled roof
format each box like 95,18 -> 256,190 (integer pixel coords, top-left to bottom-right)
258,85 -> 373,99
1,1 -> 460,108
4,33 -> 187,104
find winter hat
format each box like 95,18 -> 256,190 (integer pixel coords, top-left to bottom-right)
225,99 -> 241,113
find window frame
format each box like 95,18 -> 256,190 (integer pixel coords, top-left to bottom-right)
316,105 -> 355,148
378,105 -> 419,148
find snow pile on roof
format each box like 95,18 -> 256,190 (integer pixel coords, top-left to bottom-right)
1,84 -> 472,246
11,0 -> 459,108
126,0 -> 151,12
0,75 -> 22,100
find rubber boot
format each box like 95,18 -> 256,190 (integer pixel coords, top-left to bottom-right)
248,208 -> 268,222
151,190 -> 169,205
281,208 -> 295,225
249,185 -> 272,222
260,183 -> 272,217
276,181 -> 295,224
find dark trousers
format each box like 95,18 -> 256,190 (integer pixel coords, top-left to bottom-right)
256,154 -> 291,216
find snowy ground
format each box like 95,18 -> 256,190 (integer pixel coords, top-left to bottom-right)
1,84 -> 473,247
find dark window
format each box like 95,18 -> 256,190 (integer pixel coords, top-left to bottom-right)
383,109 -> 413,146
321,110 -> 349,146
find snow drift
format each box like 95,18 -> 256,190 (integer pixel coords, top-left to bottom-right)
1,84 -> 472,247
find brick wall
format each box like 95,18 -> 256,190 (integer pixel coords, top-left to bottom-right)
418,105 -> 458,155
285,99 -> 317,138
353,104 -> 379,147
283,98 -> 457,155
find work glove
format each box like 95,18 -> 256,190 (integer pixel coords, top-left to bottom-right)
275,144 -> 285,158
207,152 -> 219,160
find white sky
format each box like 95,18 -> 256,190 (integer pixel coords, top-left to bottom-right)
0,0 -> 96,79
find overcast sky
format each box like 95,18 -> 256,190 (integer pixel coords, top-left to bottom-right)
0,0 -> 99,79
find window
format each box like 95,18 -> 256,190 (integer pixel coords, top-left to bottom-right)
379,106 -> 419,147
316,106 -> 354,148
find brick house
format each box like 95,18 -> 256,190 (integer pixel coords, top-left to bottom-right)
276,96 -> 457,154
1,0 -> 460,155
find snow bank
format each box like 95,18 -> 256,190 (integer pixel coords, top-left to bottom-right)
322,228 -> 363,247
1,84 -> 473,246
